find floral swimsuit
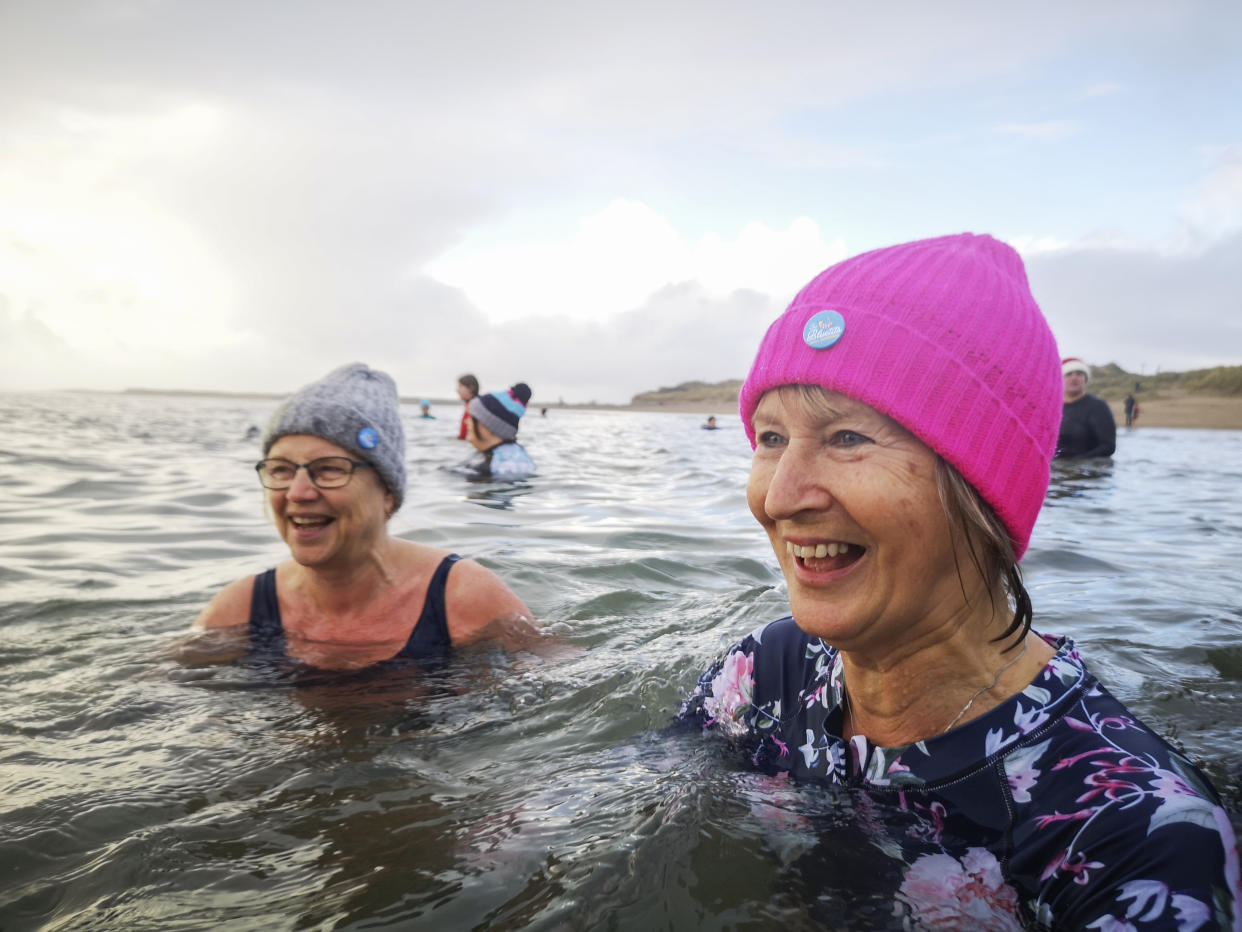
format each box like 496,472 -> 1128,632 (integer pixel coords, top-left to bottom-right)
680,617 -> 1241,930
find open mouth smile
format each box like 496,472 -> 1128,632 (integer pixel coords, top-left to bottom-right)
786,539 -> 865,573
288,514 -> 335,535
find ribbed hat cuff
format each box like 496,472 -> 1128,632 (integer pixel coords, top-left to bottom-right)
740,307 -> 1049,559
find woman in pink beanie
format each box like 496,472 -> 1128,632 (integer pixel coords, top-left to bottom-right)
679,234 -> 1238,930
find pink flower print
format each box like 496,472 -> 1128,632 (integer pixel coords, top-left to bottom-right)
886,758 -> 911,777
703,650 -> 754,737
1034,808 -> 1097,830
804,681 -> 827,709
1150,769 -> 1201,802
1041,848 -> 1105,886
1063,752 -> 1150,806
897,847 -> 1023,931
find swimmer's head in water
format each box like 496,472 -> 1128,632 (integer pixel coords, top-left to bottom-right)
739,233 -> 1060,559
469,383 -> 531,442
457,374 -> 479,401
263,362 -> 407,510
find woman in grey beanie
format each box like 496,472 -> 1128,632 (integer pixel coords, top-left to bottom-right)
193,363 -> 539,668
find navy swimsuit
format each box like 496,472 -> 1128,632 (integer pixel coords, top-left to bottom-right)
248,554 -> 460,661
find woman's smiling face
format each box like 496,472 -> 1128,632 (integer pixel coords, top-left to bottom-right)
746,386 -> 971,653
265,434 -> 393,569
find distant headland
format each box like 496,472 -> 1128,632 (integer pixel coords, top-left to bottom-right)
104,363 -> 1242,429
628,365 -> 1242,430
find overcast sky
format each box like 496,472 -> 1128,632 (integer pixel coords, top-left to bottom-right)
2,1 -> 1239,404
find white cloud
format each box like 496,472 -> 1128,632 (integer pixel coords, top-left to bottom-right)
0,1 -> 1238,400
1027,232 -> 1242,373
424,201 -> 843,325
427,282 -> 783,406
0,195 -> 239,360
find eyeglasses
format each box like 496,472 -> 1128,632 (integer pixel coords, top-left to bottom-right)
255,456 -> 372,490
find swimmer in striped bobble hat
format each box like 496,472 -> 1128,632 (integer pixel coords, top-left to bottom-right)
464,382 -> 536,479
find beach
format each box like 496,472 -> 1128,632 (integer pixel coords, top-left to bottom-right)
1106,390 -> 1242,430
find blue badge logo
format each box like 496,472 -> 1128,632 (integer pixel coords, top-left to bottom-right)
803,310 -> 845,350
357,427 -> 379,449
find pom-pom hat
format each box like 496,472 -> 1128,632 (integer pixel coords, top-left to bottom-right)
263,362 -> 407,511
739,233 -> 1062,560
469,383 -> 531,442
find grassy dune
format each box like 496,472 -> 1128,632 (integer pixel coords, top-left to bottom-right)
630,366 -> 1242,429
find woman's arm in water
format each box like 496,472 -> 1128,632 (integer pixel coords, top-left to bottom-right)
193,576 -> 257,629
167,576 -> 255,665
444,559 -> 542,650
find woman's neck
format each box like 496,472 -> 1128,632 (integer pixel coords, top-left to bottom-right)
838,597 -> 1053,746
288,537 -> 402,614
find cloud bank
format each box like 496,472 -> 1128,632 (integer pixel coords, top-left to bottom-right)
1,1 -> 1239,402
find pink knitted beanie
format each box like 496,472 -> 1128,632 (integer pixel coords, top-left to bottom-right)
739,233 -> 1061,559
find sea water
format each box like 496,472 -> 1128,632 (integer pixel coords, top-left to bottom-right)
1,391 -> 1240,930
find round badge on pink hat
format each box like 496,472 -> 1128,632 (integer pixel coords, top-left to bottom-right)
802,310 -> 846,349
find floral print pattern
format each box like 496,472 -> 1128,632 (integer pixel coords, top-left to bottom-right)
680,617 -> 1241,931
898,847 -> 1024,931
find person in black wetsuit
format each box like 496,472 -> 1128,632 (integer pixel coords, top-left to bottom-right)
1055,357 -> 1115,458
192,362 -> 539,669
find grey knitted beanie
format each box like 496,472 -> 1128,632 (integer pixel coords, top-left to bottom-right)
263,363 -> 407,510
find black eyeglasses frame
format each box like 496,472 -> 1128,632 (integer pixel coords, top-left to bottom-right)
254,456 -> 373,490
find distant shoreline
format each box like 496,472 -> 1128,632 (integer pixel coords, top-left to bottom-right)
20,386 -> 1242,430
620,394 -> 1242,429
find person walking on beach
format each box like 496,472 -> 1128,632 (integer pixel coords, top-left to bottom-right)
193,363 -> 540,669
1056,357 -> 1115,458
1124,392 -> 1137,428
456,374 -> 479,440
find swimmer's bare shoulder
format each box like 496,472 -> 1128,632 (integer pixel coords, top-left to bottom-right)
169,576 -> 254,665
445,558 -> 542,651
194,576 -> 256,630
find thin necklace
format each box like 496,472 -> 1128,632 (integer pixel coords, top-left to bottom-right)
840,639 -> 1030,739
941,639 -> 1028,735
